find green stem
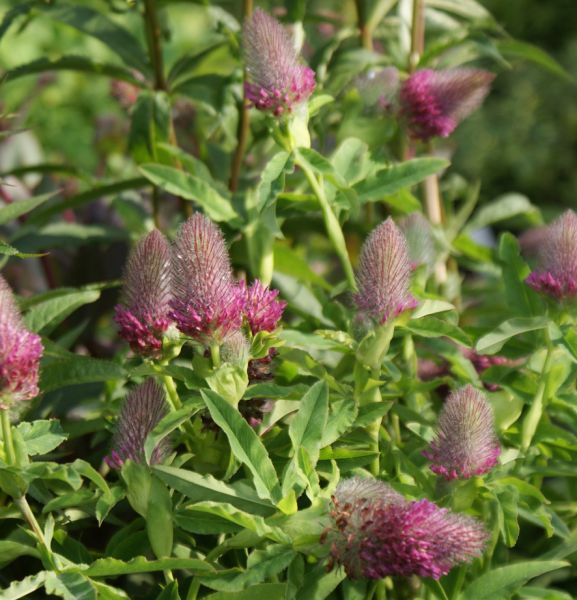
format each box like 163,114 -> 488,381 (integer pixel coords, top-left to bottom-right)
210,344 -> 221,369
521,329 -> 554,452
296,157 -> 356,290
229,0 -> 253,192
2,411 -> 57,568
186,579 -> 200,600
143,0 -> 166,91
1,409 -> 15,465
161,374 -> 182,411
355,0 -> 373,50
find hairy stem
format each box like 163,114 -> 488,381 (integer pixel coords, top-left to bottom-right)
355,0 -> 373,50
1,409 -> 15,465
296,156 -> 356,290
521,330 -> 554,452
143,0 -> 166,90
229,0 -> 253,192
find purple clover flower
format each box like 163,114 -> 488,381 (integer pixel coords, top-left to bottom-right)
0,276 -> 43,409
525,210 -> 577,300
114,230 -> 172,358
243,9 -> 316,116
105,379 -> 171,469
423,385 -> 500,480
354,218 -> 417,324
170,213 -> 245,345
400,68 -> 495,141
240,279 -> 286,334
323,477 -> 487,580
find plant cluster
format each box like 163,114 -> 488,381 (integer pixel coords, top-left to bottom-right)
0,1 -> 576,599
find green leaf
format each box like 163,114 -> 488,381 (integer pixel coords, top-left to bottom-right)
121,461 -> 152,518
288,381 -> 328,466
297,564 -> 346,600
201,390 -> 282,504
139,164 -> 237,222
498,233 -> 542,317
0,540 -> 39,563
24,289 -> 100,334
475,317 -> 548,355
273,244 -> 331,291
153,465 -> 276,516
256,151 -> 292,213
461,561 -> 568,600
354,158 -> 449,203
155,581 -> 180,600
40,356 -> 126,392
201,545 -> 296,593
4,56 -> 145,86
16,420 -> 67,456
43,5 -> 149,73
466,193 -> 541,230
330,138 -> 371,186
28,178 -> 148,225
128,91 -> 171,164
204,584 -> 287,600
0,240 -> 44,259
178,501 -> 288,542
0,193 -> 54,225
411,299 -> 456,319
295,148 -> 346,188
496,39 -> 573,82
44,571 -> 96,600
0,572 -> 47,600
64,556 -> 215,578
402,317 -> 471,345
146,476 -> 173,559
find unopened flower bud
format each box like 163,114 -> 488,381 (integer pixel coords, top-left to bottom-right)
114,230 -> 173,357
354,218 -> 417,324
423,385 -> 500,480
243,9 -> 315,116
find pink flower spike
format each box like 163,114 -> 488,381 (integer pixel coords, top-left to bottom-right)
0,276 -> 43,409
114,229 -> 172,357
400,68 -> 495,141
105,379 -> 170,469
525,210 -> 577,301
323,477 -> 488,580
243,9 -> 315,115
170,213 -> 245,345
354,218 -> 417,324
423,385 -> 500,480
241,279 -> 286,334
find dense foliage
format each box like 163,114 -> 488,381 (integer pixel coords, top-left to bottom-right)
1,1 -> 577,599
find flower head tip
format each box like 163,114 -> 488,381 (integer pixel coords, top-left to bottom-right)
105,379 -> 171,469
423,384 -> 500,480
354,218 -> 417,324
114,229 -> 173,357
243,9 -> 315,116
525,210 -> 577,301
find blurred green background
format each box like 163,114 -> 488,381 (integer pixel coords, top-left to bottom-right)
1,0 -> 576,217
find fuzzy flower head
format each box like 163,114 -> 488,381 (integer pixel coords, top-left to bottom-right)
114,230 -> 173,357
400,68 -> 495,141
354,218 -> 417,324
105,379 -> 171,469
241,279 -> 286,334
525,210 -> 577,300
323,477 -> 488,580
243,9 -> 315,116
423,385 -> 500,480
0,276 -> 43,409
170,213 -> 245,345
